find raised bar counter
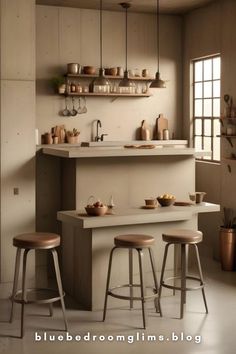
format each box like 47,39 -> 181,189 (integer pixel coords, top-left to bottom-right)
43,145 -> 208,158
58,203 -> 219,229
58,203 -> 219,310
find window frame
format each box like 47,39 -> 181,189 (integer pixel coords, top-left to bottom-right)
192,55 -> 221,163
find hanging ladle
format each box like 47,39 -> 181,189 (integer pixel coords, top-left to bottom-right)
62,97 -> 71,117
77,97 -> 83,114
70,97 -> 78,116
81,97 -> 87,114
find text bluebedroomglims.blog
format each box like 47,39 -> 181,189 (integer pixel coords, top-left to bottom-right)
34,331 -> 202,344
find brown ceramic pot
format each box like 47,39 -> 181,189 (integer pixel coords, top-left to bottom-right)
219,227 -> 236,271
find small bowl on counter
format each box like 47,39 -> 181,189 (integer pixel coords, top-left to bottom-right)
85,205 -> 108,216
157,195 -> 175,207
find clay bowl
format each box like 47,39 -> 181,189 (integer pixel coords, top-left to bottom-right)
157,197 -> 175,207
109,67 -> 118,76
85,205 -> 108,216
83,66 -> 96,75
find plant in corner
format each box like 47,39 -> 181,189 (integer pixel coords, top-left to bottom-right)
219,207 -> 236,271
51,76 -> 66,94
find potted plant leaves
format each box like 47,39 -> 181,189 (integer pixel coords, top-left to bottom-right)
66,128 -> 80,144
51,76 -> 66,94
220,207 -> 236,271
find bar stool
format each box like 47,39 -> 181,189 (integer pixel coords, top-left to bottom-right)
10,232 -> 68,338
159,229 -> 208,319
103,234 -> 162,329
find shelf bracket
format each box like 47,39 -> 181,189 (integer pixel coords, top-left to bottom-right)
227,164 -> 232,173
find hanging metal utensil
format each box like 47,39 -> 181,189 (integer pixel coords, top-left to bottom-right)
62,97 -> 71,117
81,97 -> 87,114
70,97 -> 78,116
77,97 -> 83,114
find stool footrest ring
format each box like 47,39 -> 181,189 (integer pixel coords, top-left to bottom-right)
11,288 -> 65,304
161,275 -> 205,292
108,284 -> 159,302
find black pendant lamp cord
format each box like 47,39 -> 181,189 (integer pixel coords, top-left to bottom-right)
157,0 -> 160,73
100,0 -> 103,69
125,6 -> 128,72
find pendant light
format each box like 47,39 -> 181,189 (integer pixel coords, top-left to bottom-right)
119,2 -> 133,88
93,0 -> 109,87
150,0 -> 166,88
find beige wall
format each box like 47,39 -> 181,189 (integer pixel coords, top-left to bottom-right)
36,5 -> 183,142
183,0 -> 236,258
220,0 -> 236,210
183,1 -> 221,258
0,0 -> 36,295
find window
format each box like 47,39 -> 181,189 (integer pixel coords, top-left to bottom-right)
193,56 -> 221,162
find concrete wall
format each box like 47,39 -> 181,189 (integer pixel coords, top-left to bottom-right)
220,0 -> 236,211
36,5 -> 183,142
183,0 -> 236,258
0,0 -> 36,296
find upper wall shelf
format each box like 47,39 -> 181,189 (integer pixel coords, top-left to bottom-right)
60,92 -> 151,98
62,73 -> 153,98
66,73 -> 154,81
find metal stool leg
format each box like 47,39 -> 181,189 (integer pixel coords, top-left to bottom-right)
137,249 -> 146,329
194,244 -> 208,313
103,247 -> 117,321
159,243 -> 171,298
129,249 -> 133,309
49,303 -> 53,317
51,249 -> 68,331
21,249 -> 29,338
180,244 -> 186,319
148,248 -> 162,316
10,248 -> 22,323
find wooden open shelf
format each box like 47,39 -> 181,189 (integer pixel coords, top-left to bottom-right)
62,92 -> 151,98
66,73 -> 154,81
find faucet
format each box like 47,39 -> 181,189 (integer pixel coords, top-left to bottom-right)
95,120 -> 102,141
101,133 -> 108,141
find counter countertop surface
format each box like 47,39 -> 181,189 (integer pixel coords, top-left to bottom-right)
43,145 -> 209,158
57,202 -> 220,229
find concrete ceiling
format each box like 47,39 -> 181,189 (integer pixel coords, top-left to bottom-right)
36,0 -> 216,14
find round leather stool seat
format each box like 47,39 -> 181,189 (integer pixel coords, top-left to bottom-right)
162,229 -> 202,244
13,233 -> 60,249
114,234 -> 155,248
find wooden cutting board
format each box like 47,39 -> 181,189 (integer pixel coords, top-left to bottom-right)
156,114 -> 168,139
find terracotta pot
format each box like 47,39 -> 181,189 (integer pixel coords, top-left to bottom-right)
219,227 -> 236,271
83,66 -> 96,75
67,135 -> 80,144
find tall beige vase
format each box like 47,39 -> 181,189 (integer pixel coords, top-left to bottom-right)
219,227 -> 236,271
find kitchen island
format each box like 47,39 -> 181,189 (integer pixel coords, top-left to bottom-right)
39,143 -> 218,310
41,144 -> 207,211
58,203 -> 220,310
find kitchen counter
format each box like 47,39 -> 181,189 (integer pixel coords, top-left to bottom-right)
42,145 -> 209,158
57,203 -> 219,229
58,202 -> 220,310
